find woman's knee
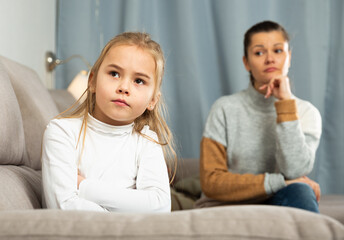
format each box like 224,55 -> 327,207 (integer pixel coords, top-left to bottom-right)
285,183 -> 315,198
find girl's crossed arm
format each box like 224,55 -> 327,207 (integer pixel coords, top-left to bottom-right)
42,120 -> 108,212
77,136 -> 171,213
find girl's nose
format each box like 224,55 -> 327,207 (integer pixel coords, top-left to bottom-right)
116,80 -> 130,95
118,88 -> 129,94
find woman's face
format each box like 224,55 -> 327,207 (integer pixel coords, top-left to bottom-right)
243,31 -> 291,88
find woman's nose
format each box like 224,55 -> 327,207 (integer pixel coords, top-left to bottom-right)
265,51 -> 275,64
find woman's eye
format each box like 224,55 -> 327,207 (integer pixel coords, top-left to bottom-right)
110,71 -> 119,78
275,49 -> 283,53
255,51 -> 263,56
134,79 -> 145,85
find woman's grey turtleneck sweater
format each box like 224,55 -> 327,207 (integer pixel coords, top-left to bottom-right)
197,84 -> 322,206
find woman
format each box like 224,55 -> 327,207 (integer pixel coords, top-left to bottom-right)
195,21 -> 322,213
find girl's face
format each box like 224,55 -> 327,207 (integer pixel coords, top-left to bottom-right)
91,45 -> 159,126
243,31 -> 291,89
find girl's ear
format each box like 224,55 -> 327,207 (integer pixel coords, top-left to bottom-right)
243,56 -> 250,72
88,72 -> 96,93
147,92 -> 161,111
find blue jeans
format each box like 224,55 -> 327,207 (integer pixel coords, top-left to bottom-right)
263,183 -> 319,213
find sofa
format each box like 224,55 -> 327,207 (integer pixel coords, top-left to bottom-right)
0,55 -> 343,240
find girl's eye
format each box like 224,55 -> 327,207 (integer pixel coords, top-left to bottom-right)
110,71 -> 119,78
275,49 -> 283,53
134,79 -> 145,85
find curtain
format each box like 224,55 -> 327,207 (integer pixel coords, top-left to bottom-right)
56,0 -> 344,194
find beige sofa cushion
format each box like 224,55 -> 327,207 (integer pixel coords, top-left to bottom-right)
0,56 -> 59,170
0,62 -> 26,166
49,89 -> 77,113
0,165 -> 42,210
320,195 -> 344,225
0,206 -> 343,239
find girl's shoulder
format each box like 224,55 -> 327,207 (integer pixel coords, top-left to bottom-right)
45,116 -> 83,135
139,125 -> 159,142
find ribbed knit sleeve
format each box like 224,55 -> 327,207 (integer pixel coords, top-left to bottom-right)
200,137 -> 267,202
200,98 -> 268,202
274,99 -> 322,179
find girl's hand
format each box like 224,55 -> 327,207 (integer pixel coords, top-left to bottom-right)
259,75 -> 292,100
285,176 -> 321,202
77,172 -> 85,189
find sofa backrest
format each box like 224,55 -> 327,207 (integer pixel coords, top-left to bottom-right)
0,60 -> 27,166
0,56 -> 59,170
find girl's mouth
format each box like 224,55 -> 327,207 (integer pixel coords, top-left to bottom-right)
112,99 -> 129,106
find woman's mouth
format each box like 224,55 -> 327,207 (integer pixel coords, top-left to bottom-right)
264,67 -> 278,73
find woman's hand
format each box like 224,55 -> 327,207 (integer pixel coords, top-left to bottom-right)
285,176 -> 321,202
77,172 -> 85,189
259,75 -> 292,100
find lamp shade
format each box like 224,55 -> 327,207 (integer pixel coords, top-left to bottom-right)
67,70 -> 89,101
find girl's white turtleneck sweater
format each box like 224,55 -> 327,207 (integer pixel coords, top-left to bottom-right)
42,114 -> 171,212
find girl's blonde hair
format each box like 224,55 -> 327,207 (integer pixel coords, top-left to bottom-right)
61,32 -> 177,181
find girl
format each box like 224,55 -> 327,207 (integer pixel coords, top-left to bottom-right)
42,32 -> 176,212
196,21 -> 322,213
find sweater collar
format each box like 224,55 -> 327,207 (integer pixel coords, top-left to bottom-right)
87,113 -> 134,135
246,83 -> 277,112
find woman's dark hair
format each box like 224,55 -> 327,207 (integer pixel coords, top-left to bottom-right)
243,21 -> 290,84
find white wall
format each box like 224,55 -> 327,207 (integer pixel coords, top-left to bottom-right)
0,0 -> 56,88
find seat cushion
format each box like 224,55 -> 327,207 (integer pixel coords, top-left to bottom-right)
0,165 -> 42,210
0,206 -> 343,239
0,56 -> 59,170
320,195 -> 344,225
0,61 -> 26,166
